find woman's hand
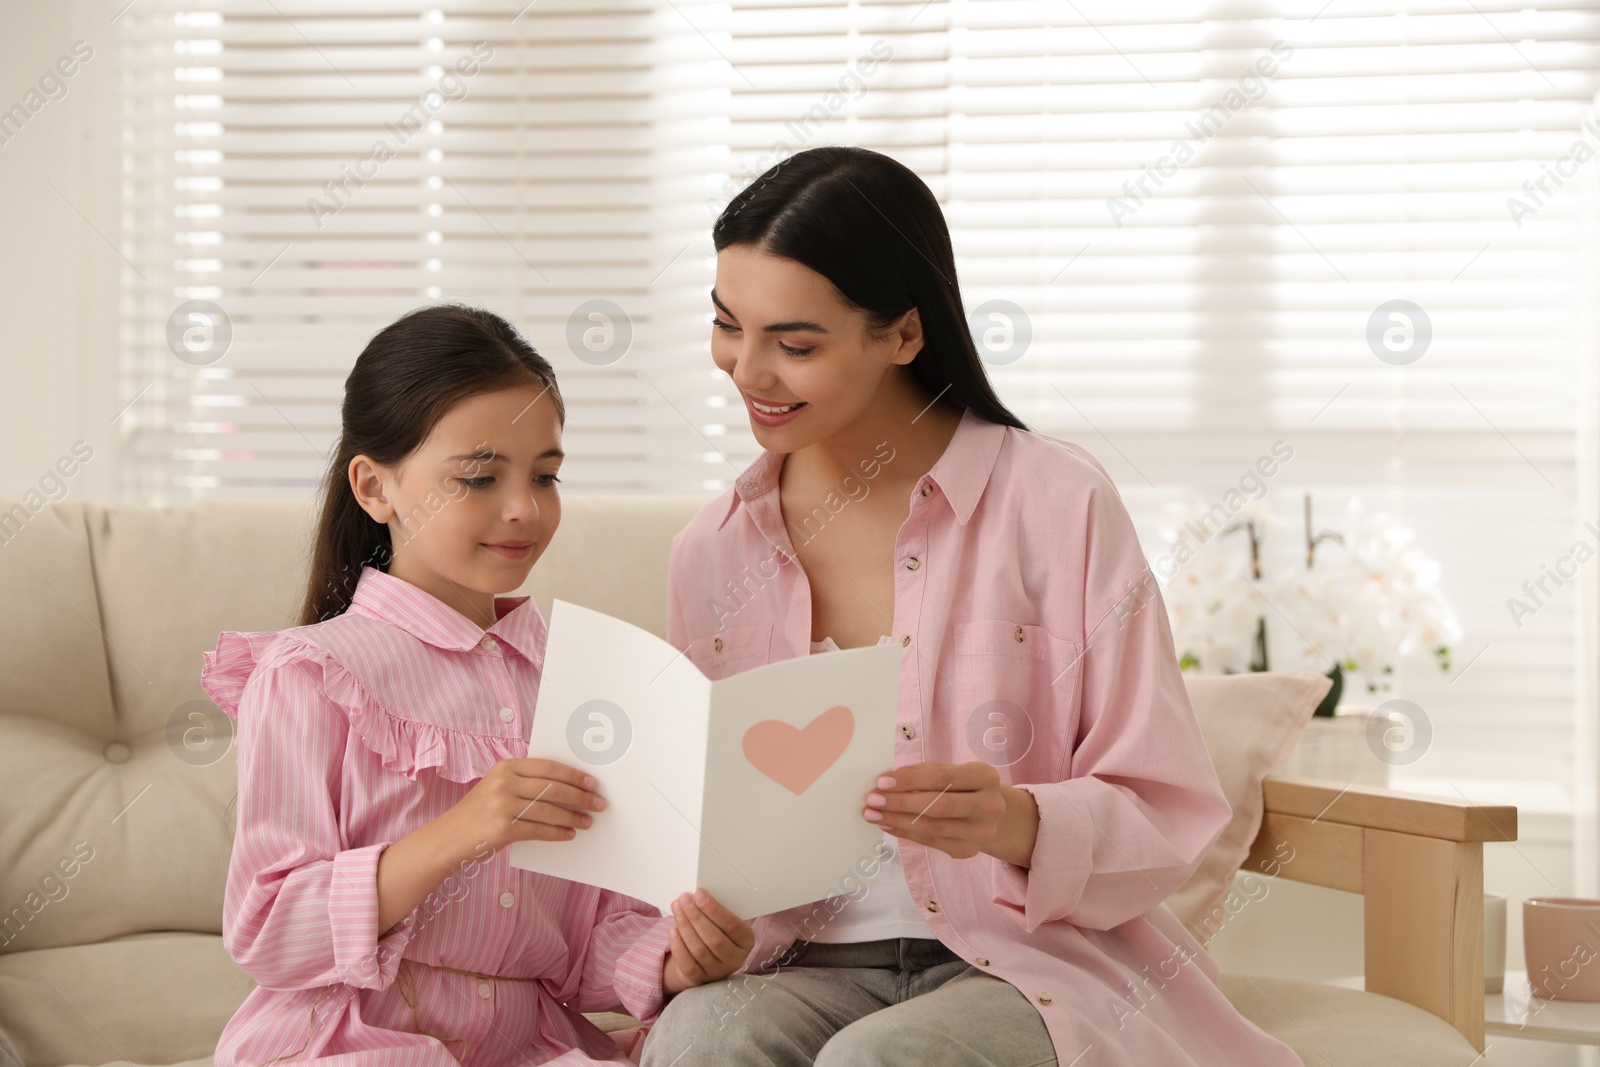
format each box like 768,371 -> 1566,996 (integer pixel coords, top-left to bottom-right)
863,761 -> 1039,866
442,757 -> 607,856
661,889 -> 756,996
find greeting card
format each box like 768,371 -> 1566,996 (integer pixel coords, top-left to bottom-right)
509,600 -> 903,919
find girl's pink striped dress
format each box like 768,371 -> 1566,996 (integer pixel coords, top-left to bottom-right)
201,565 -> 675,1066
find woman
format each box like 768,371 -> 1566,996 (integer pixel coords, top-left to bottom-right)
638,146 -> 1301,1066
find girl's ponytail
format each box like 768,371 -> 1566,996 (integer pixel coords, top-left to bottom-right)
297,304 -> 563,627
301,468 -> 394,625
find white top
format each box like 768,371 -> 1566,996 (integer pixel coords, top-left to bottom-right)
801,634 -> 936,943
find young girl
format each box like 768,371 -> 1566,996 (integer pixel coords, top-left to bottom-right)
638,149 -> 1305,1066
200,305 -> 753,1066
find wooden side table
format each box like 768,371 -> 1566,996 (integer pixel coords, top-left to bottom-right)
1486,970 -> 1600,1045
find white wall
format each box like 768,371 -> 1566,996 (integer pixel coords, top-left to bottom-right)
0,0 -> 120,506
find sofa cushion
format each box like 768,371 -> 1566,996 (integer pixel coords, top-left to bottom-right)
0,932 -> 251,1067
0,709 -> 235,952
0,503 -> 117,740
1219,974 -> 1494,1066
0,503 -> 314,954
89,502 -> 315,741
1164,672 -> 1332,942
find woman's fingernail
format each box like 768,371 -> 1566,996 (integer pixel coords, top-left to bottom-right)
694,889 -> 709,904
866,792 -> 887,807
593,796 -> 606,811
877,776 -> 897,790
585,776 -> 598,789
864,808 -> 884,822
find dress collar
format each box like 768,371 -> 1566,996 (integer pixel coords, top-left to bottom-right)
718,406 -> 1008,530
347,565 -> 545,663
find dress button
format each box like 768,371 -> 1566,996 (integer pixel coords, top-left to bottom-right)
1014,627 -> 1025,643
975,957 -> 989,967
1037,991 -> 1053,1005
500,892 -> 515,908
480,635 -> 496,651
478,982 -> 492,999
926,900 -> 939,913
714,637 -> 723,652
905,557 -> 920,571
498,707 -> 515,723
900,724 -> 915,740
920,483 -> 932,497
901,634 -> 910,647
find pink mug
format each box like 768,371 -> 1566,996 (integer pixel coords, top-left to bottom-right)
1524,897 -> 1600,1001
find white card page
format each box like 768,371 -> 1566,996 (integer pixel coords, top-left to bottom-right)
509,599 -> 902,919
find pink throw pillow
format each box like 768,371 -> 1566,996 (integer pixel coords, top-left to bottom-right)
1164,671 -> 1333,944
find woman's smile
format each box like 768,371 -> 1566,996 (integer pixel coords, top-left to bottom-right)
743,392 -> 809,427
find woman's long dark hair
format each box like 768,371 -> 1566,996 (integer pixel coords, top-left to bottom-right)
713,146 -> 1027,431
300,304 -> 564,626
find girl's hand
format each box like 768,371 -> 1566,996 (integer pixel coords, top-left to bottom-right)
441,757 -> 607,856
661,889 -> 756,996
864,761 -> 1038,865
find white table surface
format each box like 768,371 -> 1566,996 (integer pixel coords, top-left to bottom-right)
1328,970 -> 1600,1046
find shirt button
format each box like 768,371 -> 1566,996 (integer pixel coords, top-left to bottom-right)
900,724 -> 915,740
901,634 -> 910,647
498,707 -> 515,723
1038,991 -> 1053,1005
714,637 -> 724,652
1014,627 -> 1025,643
478,982 -> 492,999
975,957 -> 989,967
926,900 -> 939,913
500,892 -> 515,908
920,483 -> 932,497
905,557 -> 920,571
480,635 -> 496,651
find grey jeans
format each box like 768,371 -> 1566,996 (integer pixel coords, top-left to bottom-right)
638,937 -> 1058,1067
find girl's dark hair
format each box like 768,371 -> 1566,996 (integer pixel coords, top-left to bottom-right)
713,146 -> 1027,432
300,304 -> 564,626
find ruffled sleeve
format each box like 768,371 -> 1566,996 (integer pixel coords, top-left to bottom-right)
201,629 -> 292,720
203,628 -> 520,785
220,648 -> 418,992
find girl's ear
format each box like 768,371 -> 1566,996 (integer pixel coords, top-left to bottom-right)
348,455 -> 396,524
888,306 -> 925,366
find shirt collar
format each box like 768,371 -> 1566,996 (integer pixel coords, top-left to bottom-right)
347,565 -> 545,663
718,406 -> 1008,530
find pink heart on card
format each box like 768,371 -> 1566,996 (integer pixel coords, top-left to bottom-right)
741,705 -> 855,796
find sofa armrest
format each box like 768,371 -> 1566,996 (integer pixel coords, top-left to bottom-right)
1244,775 -> 1518,1053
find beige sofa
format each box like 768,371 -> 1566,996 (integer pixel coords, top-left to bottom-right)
0,499 -> 1514,1067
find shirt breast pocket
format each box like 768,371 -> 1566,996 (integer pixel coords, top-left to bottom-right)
951,619 -> 1080,780
685,622 -> 774,681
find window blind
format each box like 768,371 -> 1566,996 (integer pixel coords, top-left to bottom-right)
119,0 -> 731,498
117,0 -> 1598,793
717,0 -> 1595,793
